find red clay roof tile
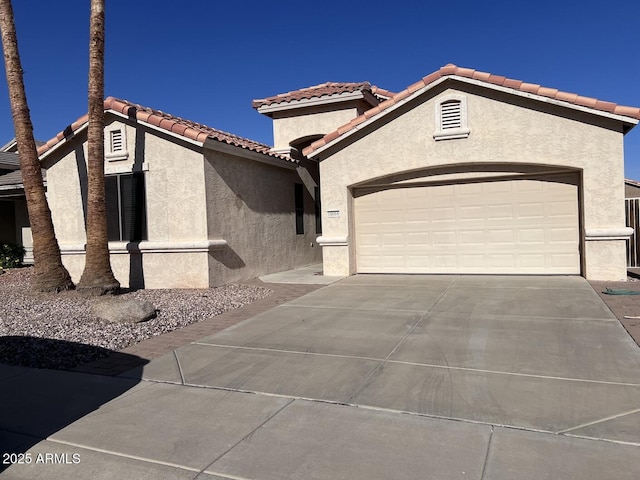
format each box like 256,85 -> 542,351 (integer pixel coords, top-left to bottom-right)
408,79 -> 427,93
472,71 -> 491,82
537,87 -> 559,97
302,63 -> 640,157
37,97 -> 295,164
252,82 -> 373,109
503,78 -> 523,89
370,86 -> 397,99
488,74 -> 507,86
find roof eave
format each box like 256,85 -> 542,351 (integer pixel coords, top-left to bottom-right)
451,75 -> 640,127
256,90 -> 368,115
202,137 -> 298,170
38,123 -> 89,161
307,75 -> 640,159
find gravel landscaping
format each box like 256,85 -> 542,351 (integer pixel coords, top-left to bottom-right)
0,267 -> 272,370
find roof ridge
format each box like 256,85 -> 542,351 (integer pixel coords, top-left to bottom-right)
37,97 -> 294,164
303,64 -> 640,157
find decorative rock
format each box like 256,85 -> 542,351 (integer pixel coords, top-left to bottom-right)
91,298 -> 157,324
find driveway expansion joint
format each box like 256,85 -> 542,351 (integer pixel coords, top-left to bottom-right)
46,438 -> 200,473
173,350 -> 186,385
198,398 -> 295,475
479,426 -> 495,480
555,407 -> 640,435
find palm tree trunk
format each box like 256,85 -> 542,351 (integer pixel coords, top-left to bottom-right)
0,0 -> 73,292
77,0 -> 119,294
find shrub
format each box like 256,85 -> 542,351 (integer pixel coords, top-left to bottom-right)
0,242 -> 25,269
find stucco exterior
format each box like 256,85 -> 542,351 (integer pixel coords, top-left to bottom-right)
204,150 -> 321,285
42,113 -> 319,288
311,81 -> 631,281
271,105 -> 364,150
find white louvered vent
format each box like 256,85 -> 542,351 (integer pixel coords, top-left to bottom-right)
433,95 -> 469,141
110,129 -> 124,153
440,100 -> 462,130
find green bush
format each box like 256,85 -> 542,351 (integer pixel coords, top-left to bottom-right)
0,242 -> 25,269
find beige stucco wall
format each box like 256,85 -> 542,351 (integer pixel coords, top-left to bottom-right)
204,149 -> 322,286
45,114 -> 320,288
272,106 -> 361,150
45,117 -> 210,288
317,84 -> 628,280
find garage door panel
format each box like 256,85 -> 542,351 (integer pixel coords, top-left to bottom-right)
354,177 -> 580,274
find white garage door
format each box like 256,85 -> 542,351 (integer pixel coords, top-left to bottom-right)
354,176 -> 580,274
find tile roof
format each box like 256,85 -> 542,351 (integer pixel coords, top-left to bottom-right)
371,86 -> 396,100
37,97 -> 295,164
303,64 -> 640,157
252,82 -> 374,109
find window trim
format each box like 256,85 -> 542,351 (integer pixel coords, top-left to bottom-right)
433,94 -> 470,141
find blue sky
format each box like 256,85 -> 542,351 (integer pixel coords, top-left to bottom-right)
1,0 -> 639,177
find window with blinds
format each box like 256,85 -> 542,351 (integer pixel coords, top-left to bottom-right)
106,173 -> 147,241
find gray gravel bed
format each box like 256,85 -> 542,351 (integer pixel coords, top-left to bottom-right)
0,267 -> 271,370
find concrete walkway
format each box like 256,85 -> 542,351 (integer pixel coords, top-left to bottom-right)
2,275 -> 640,479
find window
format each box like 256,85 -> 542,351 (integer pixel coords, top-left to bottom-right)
314,186 -> 322,234
433,94 -> 470,140
295,183 -> 304,234
106,173 -> 147,241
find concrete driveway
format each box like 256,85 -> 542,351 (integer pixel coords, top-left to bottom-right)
4,274 -> 640,479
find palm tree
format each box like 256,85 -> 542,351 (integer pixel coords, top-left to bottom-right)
77,0 -> 119,294
0,0 -> 73,292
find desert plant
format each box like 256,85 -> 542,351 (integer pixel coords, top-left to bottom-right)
0,242 -> 25,268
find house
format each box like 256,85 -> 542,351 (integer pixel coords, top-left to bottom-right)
5,63 -> 640,286
255,64 -> 640,281
625,179 -> 640,198
35,98 -> 321,288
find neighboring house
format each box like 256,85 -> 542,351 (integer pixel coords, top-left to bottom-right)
36,98 -> 321,288
625,178 -> 640,198
270,64 -> 638,281
0,149 -> 34,263
625,179 -> 640,267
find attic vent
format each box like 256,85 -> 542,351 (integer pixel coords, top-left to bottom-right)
440,100 -> 462,129
110,129 -> 124,152
105,126 -> 129,161
433,94 -> 470,141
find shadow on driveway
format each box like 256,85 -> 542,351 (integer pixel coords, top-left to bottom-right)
0,337 -> 147,474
